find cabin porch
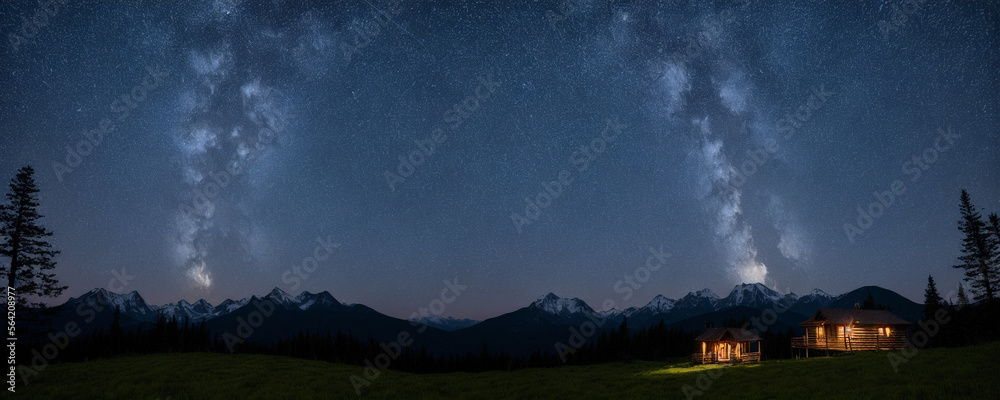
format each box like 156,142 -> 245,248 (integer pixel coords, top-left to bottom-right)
790,334 -> 908,352
691,339 -> 761,364
792,309 -> 911,354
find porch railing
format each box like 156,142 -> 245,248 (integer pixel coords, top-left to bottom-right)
691,352 -> 760,364
791,336 -> 907,351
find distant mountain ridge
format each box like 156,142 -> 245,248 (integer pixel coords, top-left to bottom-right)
60,283 -> 922,329
43,283 -> 922,357
65,288 -> 158,321
409,315 -> 481,331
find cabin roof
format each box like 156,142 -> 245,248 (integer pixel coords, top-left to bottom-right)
800,308 -> 910,326
695,327 -> 762,342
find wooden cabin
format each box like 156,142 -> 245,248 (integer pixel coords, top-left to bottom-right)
691,327 -> 762,364
791,308 -> 909,355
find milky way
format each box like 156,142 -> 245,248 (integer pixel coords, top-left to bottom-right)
1,1 -> 997,318
172,5 -> 293,290
657,9 -> 788,288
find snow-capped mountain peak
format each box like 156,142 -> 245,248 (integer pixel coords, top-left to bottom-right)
267,287 -> 294,300
596,308 -> 622,318
264,287 -> 299,308
214,298 -> 250,315
643,295 -> 677,313
532,293 -> 594,315
717,283 -> 788,309
191,299 -> 214,314
805,288 -> 831,298
689,288 -> 719,300
670,288 -> 720,313
294,291 -> 341,311
154,297 -> 220,322
71,288 -> 155,316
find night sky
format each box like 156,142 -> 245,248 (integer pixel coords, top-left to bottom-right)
1,0 -> 997,320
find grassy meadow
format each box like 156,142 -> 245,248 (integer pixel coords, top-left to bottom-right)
11,341 -> 999,399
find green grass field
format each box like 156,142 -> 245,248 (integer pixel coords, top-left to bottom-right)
10,342 -> 1000,399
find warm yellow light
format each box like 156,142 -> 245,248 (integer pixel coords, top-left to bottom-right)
646,364 -> 726,376
885,327 -> 891,336
878,327 -> 884,336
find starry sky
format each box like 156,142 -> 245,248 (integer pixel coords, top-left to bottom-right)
1,0 -> 997,320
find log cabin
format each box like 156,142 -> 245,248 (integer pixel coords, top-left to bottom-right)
691,327 -> 762,364
791,308 -> 910,356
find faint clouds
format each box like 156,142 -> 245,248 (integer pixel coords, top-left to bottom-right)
718,71 -> 749,115
659,61 -> 690,118
769,195 -> 812,267
187,261 -> 213,290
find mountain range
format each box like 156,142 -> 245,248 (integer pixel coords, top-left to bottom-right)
33,283 -> 924,357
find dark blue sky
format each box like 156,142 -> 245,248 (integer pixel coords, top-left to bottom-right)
1,0 -> 997,320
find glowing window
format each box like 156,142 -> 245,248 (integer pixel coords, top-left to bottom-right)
878,327 -> 884,336
884,327 -> 891,336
